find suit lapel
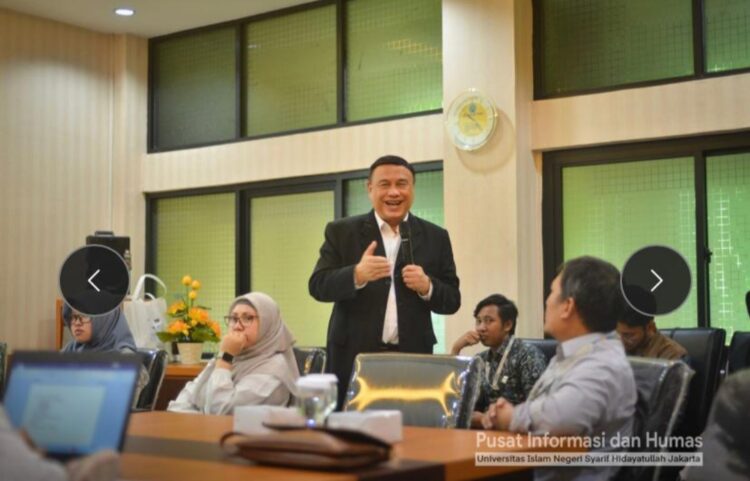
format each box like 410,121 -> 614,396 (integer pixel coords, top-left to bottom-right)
361,210 -> 386,257
408,214 -> 423,263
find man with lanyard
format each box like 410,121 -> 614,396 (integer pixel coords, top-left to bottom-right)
451,294 -> 546,428
483,256 -> 637,481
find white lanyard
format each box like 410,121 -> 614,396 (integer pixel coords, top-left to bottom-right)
485,336 -> 516,390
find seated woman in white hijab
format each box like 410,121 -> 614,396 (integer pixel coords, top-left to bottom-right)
61,305 -> 150,405
167,292 -> 300,415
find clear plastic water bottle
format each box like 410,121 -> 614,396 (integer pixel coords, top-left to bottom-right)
295,374 -> 338,428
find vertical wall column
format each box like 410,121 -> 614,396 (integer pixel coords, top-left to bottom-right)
442,0 -> 542,349
112,34 -> 148,284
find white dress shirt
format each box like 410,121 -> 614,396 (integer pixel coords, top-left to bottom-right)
355,212 -> 432,345
377,213 -> 401,343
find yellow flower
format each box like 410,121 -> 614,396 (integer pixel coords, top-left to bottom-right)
182,329 -> 189,337
188,308 -> 208,323
191,280 -> 201,290
168,301 -> 186,316
168,320 -> 188,334
190,320 -> 197,326
210,321 -> 221,338
188,290 -> 198,300
181,275 -> 192,286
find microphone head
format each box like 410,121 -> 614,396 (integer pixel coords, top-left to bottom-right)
746,290 -> 750,319
399,220 -> 414,265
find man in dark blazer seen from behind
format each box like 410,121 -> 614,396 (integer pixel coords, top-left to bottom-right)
309,155 -> 461,409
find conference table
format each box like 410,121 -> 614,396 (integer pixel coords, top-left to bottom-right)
122,412 -> 580,481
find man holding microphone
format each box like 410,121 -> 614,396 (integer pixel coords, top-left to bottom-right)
309,155 -> 461,408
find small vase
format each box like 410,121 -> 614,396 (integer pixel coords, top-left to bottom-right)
177,342 -> 203,364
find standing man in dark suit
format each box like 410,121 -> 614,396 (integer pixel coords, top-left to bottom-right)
309,155 -> 461,408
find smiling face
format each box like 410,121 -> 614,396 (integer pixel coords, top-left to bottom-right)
367,164 -> 415,229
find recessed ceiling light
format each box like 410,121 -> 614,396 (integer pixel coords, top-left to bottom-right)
114,8 -> 135,17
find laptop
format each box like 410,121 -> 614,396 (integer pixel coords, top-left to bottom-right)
3,351 -> 140,461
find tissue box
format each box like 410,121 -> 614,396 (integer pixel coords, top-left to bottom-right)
233,406 -> 304,434
326,410 -> 403,444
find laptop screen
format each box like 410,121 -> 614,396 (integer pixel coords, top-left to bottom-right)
3,352 -> 139,458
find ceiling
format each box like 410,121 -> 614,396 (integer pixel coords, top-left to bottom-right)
0,0 -> 317,38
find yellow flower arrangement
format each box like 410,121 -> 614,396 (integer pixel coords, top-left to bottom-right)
157,275 -> 221,343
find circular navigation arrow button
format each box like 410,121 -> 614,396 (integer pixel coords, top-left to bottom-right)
621,245 -> 691,317
59,245 -> 130,316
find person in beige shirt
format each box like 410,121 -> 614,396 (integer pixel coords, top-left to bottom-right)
617,304 -> 688,360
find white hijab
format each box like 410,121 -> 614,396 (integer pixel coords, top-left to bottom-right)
192,292 -> 300,409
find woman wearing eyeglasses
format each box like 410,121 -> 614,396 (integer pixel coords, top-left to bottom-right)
61,306 -> 150,406
167,292 -> 300,414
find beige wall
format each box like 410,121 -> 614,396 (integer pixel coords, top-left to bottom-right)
0,9 -> 147,349
532,72 -> 750,151
143,115 -> 444,191
4,1 -> 750,352
442,0 -> 543,350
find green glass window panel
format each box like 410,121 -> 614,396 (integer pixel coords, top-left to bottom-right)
245,6 -> 337,136
562,158 -> 697,329
345,0 -> 442,121
707,152 -> 750,339
154,194 -> 236,352
538,0 -> 693,96
705,0 -> 750,72
250,191 -> 334,347
343,170 -> 446,352
153,27 -> 237,149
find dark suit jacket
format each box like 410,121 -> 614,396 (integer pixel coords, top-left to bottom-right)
309,211 -> 460,407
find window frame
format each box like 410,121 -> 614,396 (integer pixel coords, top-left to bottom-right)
542,131 -> 750,328
148,0 -> 443,153
533,0 -> 750,99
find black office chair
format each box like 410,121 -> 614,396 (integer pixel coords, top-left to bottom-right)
293,346 -> 326,375
345,353 -> 482,429
659,328 -> 726,438
615,357 -> 693,481
135,348 -> 168,411
727,331 -> 750,374
518,338 -> 557,365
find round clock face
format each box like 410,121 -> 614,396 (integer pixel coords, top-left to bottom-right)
445,90 -> 497,151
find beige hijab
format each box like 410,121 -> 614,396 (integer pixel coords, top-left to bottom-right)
192,292 -> 300,408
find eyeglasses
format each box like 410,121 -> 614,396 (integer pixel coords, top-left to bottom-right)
475,316 -> 499,326
224,314 -> 258,326
70,313 -> 91,325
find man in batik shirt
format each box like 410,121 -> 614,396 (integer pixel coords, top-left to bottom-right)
451,293 -> 547,428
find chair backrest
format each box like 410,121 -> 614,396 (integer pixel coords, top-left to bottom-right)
619,357 -> 693,481
293,346 -> 326,375
344,353 -> 482,429
135,348 -> 168,411
0,341 -> 6,397
728,331 -> 750,374
659,328 -> 726,437
518,338 -> 557,365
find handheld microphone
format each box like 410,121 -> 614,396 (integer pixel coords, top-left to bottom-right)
399,221 -> 414,265
746,290 -> 750,319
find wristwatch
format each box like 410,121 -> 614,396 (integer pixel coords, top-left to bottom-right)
218,351 -> 235,364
